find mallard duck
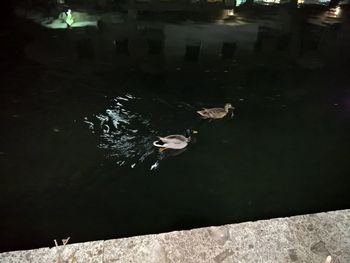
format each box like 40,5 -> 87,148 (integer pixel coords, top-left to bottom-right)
153,129 -> 197,150
197,103 -> 234,119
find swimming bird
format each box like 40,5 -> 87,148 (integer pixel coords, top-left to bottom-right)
197,103 -> 234,119
153,129 -> 197,150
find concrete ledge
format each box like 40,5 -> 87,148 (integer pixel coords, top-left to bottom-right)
1,209 -> 349,262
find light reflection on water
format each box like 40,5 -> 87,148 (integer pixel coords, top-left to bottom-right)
83,94 -> 199,170
84,93 -> 157,169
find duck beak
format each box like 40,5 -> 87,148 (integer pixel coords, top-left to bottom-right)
193,130 -> 198,134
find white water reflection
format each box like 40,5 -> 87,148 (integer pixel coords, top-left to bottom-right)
84,94 -> 157,168
84,95 -> 195,171
150,161 -> 159,171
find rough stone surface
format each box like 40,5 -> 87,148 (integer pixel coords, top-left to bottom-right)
1,209 -> 349,263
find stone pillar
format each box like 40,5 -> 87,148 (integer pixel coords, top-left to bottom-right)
185,40 -> 201,62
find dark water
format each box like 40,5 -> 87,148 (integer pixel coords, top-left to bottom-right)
1,5 -> 350,252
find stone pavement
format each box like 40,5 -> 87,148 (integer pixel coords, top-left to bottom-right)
1,209 -> 349,263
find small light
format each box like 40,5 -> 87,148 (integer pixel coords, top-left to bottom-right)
65,9 -> 74,27
334,6 -> 341,16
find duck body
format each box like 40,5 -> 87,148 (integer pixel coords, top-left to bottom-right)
197,103 -> 234,119
153,129 -> 194,150
153,135 -> 190,150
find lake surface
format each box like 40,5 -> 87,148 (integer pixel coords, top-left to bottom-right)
0,5 -> 349,252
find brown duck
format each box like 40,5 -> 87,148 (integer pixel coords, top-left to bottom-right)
197,103 -> 234,119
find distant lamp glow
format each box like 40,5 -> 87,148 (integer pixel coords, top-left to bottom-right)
263,0 -> 280,3
65,9 -> 74,27
228,9 -> 234,16
334,6 -> 341,16
298,0 -> 304,4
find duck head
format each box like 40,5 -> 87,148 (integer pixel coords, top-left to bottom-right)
225,103 -> 234,111
185,129 -> 198,138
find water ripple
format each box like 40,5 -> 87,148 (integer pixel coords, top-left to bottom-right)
84,94 -> 156,168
